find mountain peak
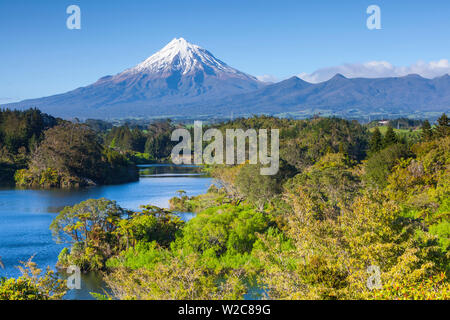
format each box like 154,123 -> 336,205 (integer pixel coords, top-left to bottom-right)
432,73 -> 450,82
126,37 -> 239,76
404,73 -> 424,79
286,76 -> 311,84
162,37 -> 196,54
80,37 -> 264,113
167,37 -> 189,46
331,73 -> 348,80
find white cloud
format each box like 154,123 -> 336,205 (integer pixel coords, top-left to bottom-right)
0,97 -> 20,104
297,59 -> 450,83
256,74 -> 278,83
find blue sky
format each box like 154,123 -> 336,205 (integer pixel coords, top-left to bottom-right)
0,0 -> 449,102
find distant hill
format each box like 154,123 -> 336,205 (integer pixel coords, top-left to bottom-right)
206,73 -> 450,119
4,38 -> 449,120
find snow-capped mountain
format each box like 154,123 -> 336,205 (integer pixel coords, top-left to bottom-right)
125,38 -> 246,76
5,38 -> 450,119
7,38 -> 264,118
110,37 -> 262,89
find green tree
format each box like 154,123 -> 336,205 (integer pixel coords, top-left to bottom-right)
235,164 -> 281,211
116,205 -> 184,249
421,120 -> 433,141
435,113 -> 449,138
30,123 -> 105,183
0,258 -> 66,300
50,198 -> 126,270
172,204 -> 270,260
369,127 -> 383,154
0,108 -> 58,154
364,144 -> 409,188
104,254 -> 246,300
15,122 -> 138,187
383,126 -> 398,147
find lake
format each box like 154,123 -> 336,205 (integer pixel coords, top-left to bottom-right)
0,164 -> 212,299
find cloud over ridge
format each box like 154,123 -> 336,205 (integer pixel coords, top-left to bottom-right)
298,59 -> 450,83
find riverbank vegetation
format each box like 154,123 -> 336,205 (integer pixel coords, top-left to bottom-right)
0,258 -> 67,300
102,119 -> 178,162
0,109 -> 145,187
41,113 -> 449,300
14,123 -> 139,187
0,109 -> 191,187
0,109 -> 60,185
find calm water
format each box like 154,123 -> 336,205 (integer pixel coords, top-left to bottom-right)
0,164 -> 211,299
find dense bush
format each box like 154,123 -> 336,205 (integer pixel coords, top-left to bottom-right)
363,144 -> 410,188
15,123 -> 138,187
104,120 -> 177,161
0,108 -> 60,182
174,204 -> 270,257
51,199 -> 184,271
0,259 -> 66,300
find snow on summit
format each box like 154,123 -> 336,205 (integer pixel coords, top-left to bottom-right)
6,37 -> 266,118
124,38 -> 252,78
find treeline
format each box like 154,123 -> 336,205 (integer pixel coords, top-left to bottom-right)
0,109 -> 139,188
0,109 -> 183,187
0,109 -> 60,184
102,120 -> 177,161
4,108 -> 442,189
367,118 -> 424,130
14,123 -> 139,187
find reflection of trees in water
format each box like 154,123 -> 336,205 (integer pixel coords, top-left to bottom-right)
139,165 -> 202,176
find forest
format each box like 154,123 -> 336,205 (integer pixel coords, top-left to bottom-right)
0,109 -> 172,187
1,110 -> 449,300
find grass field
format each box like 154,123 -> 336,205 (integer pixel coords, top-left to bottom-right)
369,125 -> 423,143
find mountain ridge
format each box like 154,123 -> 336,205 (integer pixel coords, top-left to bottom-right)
5,38 -> 265,118
207,73 -> 450,118
3,38 -> 450,119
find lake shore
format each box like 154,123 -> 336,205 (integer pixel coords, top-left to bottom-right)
0,164 -> 212,300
